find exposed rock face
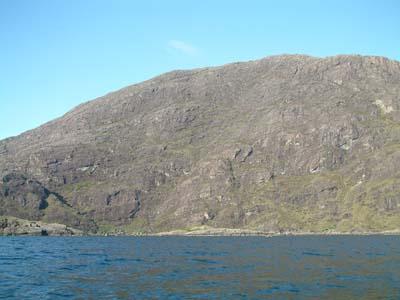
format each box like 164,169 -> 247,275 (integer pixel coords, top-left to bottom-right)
1,173 -> 49,214
1,54 -> 400,233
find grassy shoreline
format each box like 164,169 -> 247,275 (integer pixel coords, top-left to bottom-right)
139,228 -> 400,237
1,216 -> 400,237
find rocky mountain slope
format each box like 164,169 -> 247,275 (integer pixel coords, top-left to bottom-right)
1,54 -> 400,234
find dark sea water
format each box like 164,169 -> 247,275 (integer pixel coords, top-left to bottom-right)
0,236 -> 399,300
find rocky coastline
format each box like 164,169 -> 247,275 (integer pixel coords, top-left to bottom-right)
0,217 -> 82,236
1,217 -> 399,237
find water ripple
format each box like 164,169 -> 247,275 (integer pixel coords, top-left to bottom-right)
0,235 -> 399,299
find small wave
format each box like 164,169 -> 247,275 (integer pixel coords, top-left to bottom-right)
302,251 -> 333,257
187,258 -> 218,264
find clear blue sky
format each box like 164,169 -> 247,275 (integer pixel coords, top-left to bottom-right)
1,0 -> 399,140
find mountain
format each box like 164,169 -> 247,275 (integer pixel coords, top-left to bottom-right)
1,54 -> 400,234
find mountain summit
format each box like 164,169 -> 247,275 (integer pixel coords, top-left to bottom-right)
1,54 -> 400,234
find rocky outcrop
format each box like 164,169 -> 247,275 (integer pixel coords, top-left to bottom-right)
1,54 -> 400,234
0,217 -> 82,236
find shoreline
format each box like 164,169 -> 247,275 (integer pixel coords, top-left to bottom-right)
1,217 -> 400,237
138,229 -> 400,238
2,231 -> 400,237
4,229 -> 400,237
